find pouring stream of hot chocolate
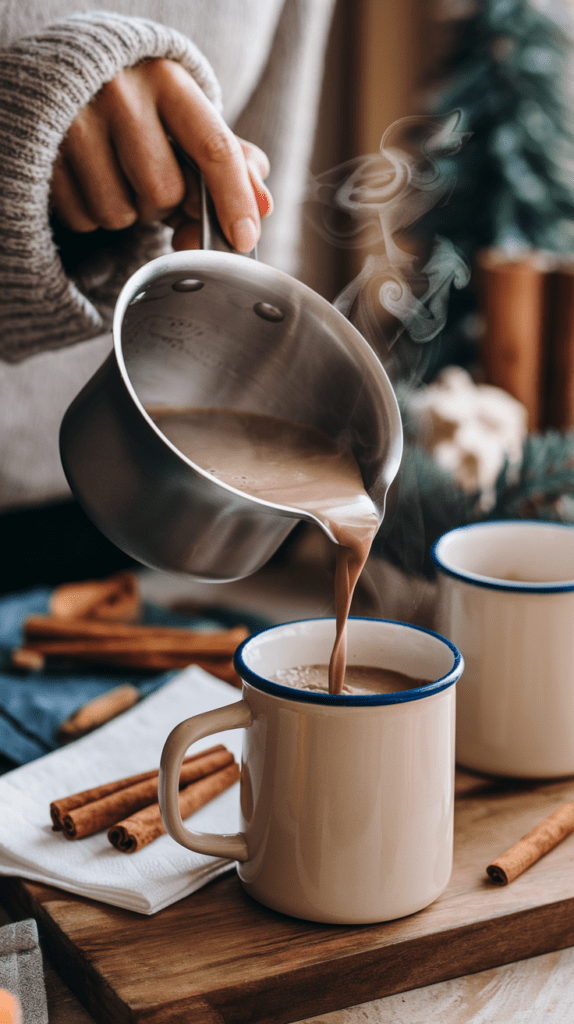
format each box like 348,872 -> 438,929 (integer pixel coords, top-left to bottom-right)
148,408 -> 379,694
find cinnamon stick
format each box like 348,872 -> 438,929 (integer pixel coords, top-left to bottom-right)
17,637 -> 242,657
11,646 -> 241,683
60,746 -> 235,840
13,650 -> 242,687
11,647 -> 45,671
50,744 -> 228,832
486,802 -> 574,885
57,684 -> 141,743
23,616 -> 248,651
14,618 -> 247,682
108,761 -> 240,853
49,572 -> 140,622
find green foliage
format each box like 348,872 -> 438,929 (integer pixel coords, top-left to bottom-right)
419,0 -> 574,371
373,440 -> 478,577
488,428 -> 574,520
428,0 -> 574,255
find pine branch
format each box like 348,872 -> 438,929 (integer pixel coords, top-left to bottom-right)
373,408 -> 574,579
414,0 -> 574,370
372,440 -> 479,578
488,430 -> 574,521
426,0 -> 574,255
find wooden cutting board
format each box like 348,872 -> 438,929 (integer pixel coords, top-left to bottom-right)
2,769 -> 574,1024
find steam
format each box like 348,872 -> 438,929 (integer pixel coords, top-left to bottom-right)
306,110 -> 471,384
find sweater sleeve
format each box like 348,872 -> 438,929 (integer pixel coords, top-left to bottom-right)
0,12 -> 222,363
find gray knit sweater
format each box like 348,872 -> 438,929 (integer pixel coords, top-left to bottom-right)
0,11 -> 222,364
0,1 -> 335,509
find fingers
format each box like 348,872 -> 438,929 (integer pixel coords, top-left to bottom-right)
156,61 -> 271,251
172,155 -> 271,253
240,139 -> 270,182
247,164 -> 273,221
176,158 -> 201,223
50,155 -> 99,233
171,216 -> 201,251
51,65 -> 187,233
177,138 -> 272,227
99,68 -> 187,223
57,103 -> 138,231
240,139 -> 273,220
49,58 -> 274,253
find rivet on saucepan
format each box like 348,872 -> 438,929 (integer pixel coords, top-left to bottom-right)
253,301 -> 285,322
172,279 -> 205,292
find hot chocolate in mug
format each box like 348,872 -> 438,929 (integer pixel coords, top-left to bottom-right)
433,521 -> 574,778
159,617 -> 463,925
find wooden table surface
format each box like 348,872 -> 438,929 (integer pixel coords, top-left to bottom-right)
3,554 -> 573,1022
2,899 -> 574,1024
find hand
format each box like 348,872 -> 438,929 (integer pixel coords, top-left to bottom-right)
50,58 -> 272,253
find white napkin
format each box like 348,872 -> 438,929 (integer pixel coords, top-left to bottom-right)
0,668 -> 244,914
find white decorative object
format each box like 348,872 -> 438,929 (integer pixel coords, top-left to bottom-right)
410,366 -> 528,506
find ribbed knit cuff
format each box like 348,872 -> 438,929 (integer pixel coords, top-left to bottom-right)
0,12 -> 222,362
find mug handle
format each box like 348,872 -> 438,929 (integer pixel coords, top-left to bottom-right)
158,701 -> 253,862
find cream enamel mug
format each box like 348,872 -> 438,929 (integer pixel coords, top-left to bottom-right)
433,521 -> 574,778
159,617 -> 462,925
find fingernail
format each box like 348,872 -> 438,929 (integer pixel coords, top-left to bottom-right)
232,216 -> 259,252
247,162 -> 274,218
259,189 -> 273,217
254,182 -> 273,218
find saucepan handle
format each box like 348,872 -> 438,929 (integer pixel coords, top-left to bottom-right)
171,142 -> 257,259
158,700 -> 253,862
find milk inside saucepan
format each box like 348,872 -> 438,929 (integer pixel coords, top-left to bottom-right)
149,406 -> 382,694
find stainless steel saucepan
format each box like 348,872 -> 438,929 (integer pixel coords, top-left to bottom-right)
60,182 -> 403,582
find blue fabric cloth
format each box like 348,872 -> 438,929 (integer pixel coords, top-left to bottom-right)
0,587 -> 267,770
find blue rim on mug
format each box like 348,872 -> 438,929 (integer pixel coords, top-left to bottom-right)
233,616 -> 463,707
432,520 -> 574,594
